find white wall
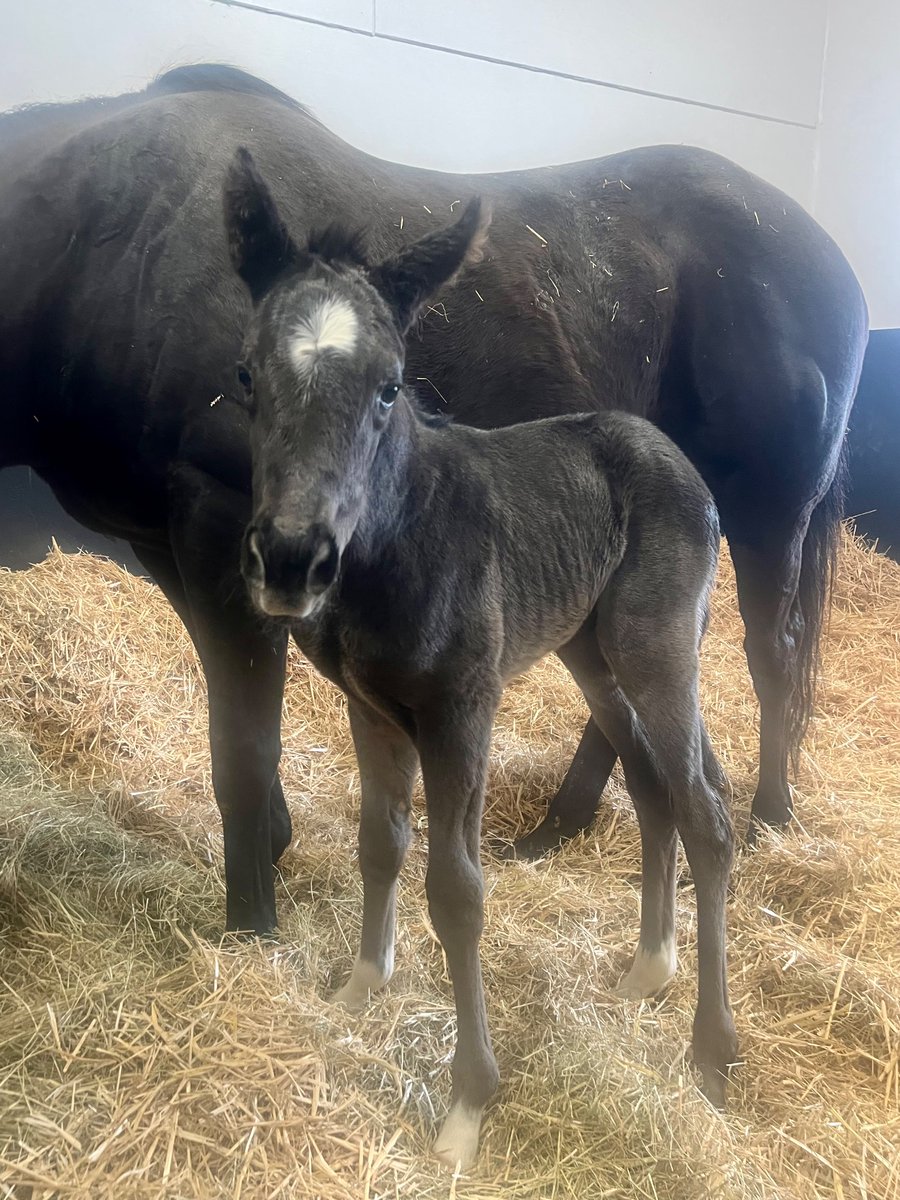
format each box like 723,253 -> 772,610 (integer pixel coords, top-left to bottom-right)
2,0 -> 896,324
0,0 -> 822,194
814,0 -> 900,328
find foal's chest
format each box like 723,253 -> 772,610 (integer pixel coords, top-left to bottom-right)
296,606 -> 439,735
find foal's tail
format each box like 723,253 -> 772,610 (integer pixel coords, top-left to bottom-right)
790,444 -> 848,762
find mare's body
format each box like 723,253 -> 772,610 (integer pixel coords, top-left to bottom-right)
0,67 -> 867,921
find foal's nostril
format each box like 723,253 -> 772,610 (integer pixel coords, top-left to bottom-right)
306,533 -> 339,594
242,517 -> 339,613
246,528 -> 265,583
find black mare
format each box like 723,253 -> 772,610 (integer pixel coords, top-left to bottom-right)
223,147 -> 736,1167
0,66 -> 867,934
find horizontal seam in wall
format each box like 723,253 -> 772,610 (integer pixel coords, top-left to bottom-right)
211,0 -> 818,131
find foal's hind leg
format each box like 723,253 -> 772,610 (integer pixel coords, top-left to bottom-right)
611,675 -> 735,1102
332,700 -> 418,1011
559,632 -> 678,999
564,628 -> 737,1104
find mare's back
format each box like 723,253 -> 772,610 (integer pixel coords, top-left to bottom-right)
0,88 -> 319,432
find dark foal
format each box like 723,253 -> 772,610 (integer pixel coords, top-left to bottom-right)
224,150 -> 736,1169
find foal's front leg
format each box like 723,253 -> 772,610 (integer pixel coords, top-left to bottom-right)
417,698 -> 500,1171
332,701 -> 418,1009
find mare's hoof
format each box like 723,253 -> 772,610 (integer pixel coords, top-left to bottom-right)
745,809 -> 792,849
747,782 -> 794,846
222,925 -> 278,943
499,811 -> 594,861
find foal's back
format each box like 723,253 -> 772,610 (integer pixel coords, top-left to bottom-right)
434,410 -> 719,681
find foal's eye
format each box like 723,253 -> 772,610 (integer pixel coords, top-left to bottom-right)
237,364 -> 253,395
378,384 -> 400,411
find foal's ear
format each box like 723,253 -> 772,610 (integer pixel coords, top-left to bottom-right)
223,147 -> 300,303
370,198 -> 491,333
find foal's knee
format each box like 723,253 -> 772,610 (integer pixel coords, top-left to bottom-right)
701,738 -> 728,796
426,851 -> 484,945
679,781 -> 734,873
359,803 -> 411,884
707,800 -> 735,874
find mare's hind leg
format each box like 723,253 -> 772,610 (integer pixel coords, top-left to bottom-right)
562,625 -> 736,1105
507,716 -> 617,859
133,541 -> 292,866
332,700 -> 418,1011
726,519 -> 806,829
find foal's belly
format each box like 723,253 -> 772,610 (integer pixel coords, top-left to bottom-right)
498,604 -> 596,683
297,554 -> 602,733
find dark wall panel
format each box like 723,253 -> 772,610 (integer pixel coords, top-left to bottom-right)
846,328 -> 900,562
0,466 -> 144,574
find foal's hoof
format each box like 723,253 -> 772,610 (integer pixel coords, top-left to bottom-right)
699,1064 -> 729,1111
500,811 -> 594,860
433,1102 -> 483,1172
330,981 -> 370,1013
329,958 -> 390,1012
614,941 -> 677,1000
693,1011 -> 738,1110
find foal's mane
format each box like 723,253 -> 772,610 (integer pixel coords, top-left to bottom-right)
305,224 -> 369,269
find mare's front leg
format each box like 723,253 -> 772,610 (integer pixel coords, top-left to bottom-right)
169,478 -> 288,936
189,606 -> 287,935
134,541 -> 292,868
332,700 -> 418,1009
417,696 -> 501,1171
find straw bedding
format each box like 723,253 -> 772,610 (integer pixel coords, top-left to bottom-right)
0,532 -> 897,1199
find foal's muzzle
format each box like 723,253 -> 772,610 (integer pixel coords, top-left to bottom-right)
242,518 -> 340,619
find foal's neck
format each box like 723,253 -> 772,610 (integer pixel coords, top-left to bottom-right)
349,397 -> 426,561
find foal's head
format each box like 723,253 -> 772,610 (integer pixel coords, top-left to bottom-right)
223,148 -> 488,619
